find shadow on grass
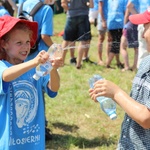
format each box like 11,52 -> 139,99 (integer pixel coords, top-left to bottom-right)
52,122 -> 79,132
46,122 -> 117,149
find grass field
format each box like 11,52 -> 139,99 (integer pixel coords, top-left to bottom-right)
45,13 -> 136,150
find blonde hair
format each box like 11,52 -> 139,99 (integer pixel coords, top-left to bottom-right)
0,22 -> 33,60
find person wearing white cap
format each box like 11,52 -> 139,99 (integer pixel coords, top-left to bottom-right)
89,8 -> 150,149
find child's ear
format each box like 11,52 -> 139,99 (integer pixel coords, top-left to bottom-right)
0,39 -> 7,49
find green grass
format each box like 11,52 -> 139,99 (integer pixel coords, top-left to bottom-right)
45,13 -> 136,150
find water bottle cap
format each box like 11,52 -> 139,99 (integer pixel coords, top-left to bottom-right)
33,73 -> 40,80
110,113 -> 117,120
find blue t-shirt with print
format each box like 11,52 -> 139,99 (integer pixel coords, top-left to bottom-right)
107,0 -> 128,30
0,60 -> 57,150
19,0 -> 53,61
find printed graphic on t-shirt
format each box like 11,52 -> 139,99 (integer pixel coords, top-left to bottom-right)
9,80 -> 40,146
13,80 -> 38,128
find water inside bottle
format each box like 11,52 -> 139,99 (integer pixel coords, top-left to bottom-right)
97,97 -> 117,120
34,62 -> 52,80
89,74 -> 117,120
105,109 -> 117,120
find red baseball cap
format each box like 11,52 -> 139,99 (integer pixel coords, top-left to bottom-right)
0,15 -> 38,47
129,8 -> 150,25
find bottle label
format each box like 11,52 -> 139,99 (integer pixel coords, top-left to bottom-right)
42,62 -> 52,70
89,74 -> 117,120
40,62 -> 52,76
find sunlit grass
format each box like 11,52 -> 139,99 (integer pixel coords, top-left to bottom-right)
46,13 -> 136,150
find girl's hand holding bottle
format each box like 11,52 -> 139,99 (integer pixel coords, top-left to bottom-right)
49,43 -> 63,69
33,43 -> 63,80
50,57 -> 63,70
89,75 -> 117,120
34,50 -> 50,66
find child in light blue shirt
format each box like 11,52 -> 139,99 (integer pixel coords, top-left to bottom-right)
0,15 -> 62,150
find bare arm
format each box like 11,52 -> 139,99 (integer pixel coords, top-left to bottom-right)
48,68 -> 60,92
114,88 -> 150,129
61,0 -> 68,12
3,60 -> 37,82
41,34 -> 53,47
99,1 -> 107,29
89,79 -> 150,129
47,56 -> 63,91
127,1 -> 138,14
2,50 -> 49,82
89,0 -> 94,8
124,6 -> 130,25
7,0 -> 18,14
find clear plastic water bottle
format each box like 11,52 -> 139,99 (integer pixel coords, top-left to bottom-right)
89,74 -> 117,120
33,43 -> 62,80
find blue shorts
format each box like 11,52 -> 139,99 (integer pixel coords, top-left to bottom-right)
63,15 -> 91,41
123,21 -> 138,48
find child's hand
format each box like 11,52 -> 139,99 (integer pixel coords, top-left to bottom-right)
34,50 -> 63,69
50,57 -> 63,69
89,79 -> 120,101
34,50 -> 49,65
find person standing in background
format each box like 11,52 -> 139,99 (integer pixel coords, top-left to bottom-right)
97,0 -> 111,66
120,0 -> 138,72
106,0 -> 128,69
127,0 -> 150,68
61,0 -> 96,69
